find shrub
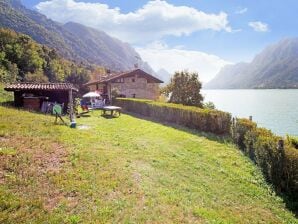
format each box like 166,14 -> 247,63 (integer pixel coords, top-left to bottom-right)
283,146 -> 298,208
114,98 -> 231,135
203,101 -> 216,110
286,135 -> 298,149
232,118 -> 298,210
116,98 -> 298,210
232,118 -> 257,150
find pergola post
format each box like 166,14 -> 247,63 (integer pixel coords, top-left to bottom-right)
69,89 -> 75,124
108,83 -> 112,105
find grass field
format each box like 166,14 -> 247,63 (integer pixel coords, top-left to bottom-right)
0,89 -> 297,223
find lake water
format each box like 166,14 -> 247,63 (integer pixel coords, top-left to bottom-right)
202,89 -> 298,136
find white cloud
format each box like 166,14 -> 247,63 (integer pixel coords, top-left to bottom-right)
36,0 -> 232,44
235,7 -> 248,14
248,21 -> 269,32
136,41 -> 231,83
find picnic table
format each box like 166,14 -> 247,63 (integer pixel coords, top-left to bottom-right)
101,106 -> 122,117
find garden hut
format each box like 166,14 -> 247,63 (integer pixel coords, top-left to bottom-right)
4,83 -> 78,115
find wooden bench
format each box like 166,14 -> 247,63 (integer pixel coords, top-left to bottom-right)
101,106 -> 122,117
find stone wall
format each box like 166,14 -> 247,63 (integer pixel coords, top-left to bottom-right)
88,76 -> 160,100
88,84 -> 105,92
111,77 -> 159,100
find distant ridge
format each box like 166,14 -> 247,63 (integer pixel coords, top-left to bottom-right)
0,0 -> 154,73
205,38 -> 298,89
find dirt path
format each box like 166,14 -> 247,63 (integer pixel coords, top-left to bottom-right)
0,135 -> 73,211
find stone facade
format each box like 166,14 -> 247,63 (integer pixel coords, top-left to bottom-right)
111,77 -> 159,100
88,74 -> 161,100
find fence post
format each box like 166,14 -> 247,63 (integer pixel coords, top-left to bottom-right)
231,117 -> 235,139
276,139 -> 285,192
277,139 -> 284,151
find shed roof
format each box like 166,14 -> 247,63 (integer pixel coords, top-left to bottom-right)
85,69 -> 163,86
4,83 -> 78,92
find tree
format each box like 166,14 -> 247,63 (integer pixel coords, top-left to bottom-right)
163,70 -> 204,107
0,28 -> 94,87
24,69 -> 49,83
111,87 -> 120,99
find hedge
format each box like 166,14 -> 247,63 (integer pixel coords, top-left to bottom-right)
115,98 -> 298,210
232,118 -> 298,210
114,98 -> 231,135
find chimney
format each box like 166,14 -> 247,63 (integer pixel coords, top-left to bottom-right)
106,69 -> 111,76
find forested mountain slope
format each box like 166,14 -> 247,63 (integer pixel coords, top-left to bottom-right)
0,28 -> 100,91
0,0 -> 153,73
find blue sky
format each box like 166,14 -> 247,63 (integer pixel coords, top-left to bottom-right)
21,0 -> 298,81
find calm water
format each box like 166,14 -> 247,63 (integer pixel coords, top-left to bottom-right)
202,89 -> 298,136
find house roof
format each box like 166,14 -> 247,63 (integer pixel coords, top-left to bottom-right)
4,83 -> 79,92
85,69 -> 163,86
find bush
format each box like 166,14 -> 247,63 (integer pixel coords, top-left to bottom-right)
286,135 -> 298,149
115,98 -> 298,210
114,98 -> 231,135
232,118 -> 298,210
203,101 -> 216,110
232,118 -> 257,150
283,146 -> 298,209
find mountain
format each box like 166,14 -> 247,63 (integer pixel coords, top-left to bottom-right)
156,68 -> 171,84
0,27 -> 93,90
63,22 -> 154,74
0,0 -> 153,73
205,38 -> 298,89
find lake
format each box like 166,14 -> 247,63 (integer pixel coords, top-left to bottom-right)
202,89 -> 298,136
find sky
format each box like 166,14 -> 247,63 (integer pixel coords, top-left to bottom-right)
21,0 -> 298,82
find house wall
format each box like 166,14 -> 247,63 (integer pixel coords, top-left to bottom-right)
111,77 -> 159,100
88,83 -> 105,92
89,76 -> 160,100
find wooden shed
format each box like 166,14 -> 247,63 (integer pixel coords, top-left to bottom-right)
4,83 -> 78,112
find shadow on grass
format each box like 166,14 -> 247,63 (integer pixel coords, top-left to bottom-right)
0,101 -> 14,107
123,111 -> 231,144
282,196 -> 298,218
0,103 -> 72,127
122,111 -> 298,217
101,114 -> 120,119
77,113 -> 91,118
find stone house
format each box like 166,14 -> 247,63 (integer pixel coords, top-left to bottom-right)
85,69 -> 163,100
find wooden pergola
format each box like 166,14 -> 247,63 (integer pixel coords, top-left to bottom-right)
4,83 -> 78,123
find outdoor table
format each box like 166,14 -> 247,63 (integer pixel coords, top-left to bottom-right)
102,106 -> 122,117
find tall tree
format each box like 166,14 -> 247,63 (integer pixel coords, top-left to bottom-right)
163,70 -> 204,107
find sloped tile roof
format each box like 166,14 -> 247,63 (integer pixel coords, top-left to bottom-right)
85,69 -> 163,86
4,83 -> 78,92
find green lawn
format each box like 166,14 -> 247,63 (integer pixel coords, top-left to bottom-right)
0,104 -> 297,223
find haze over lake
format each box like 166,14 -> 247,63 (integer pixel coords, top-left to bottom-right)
202,89 -> 298,136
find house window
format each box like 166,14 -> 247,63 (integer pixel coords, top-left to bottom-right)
115,78 -> 124,83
